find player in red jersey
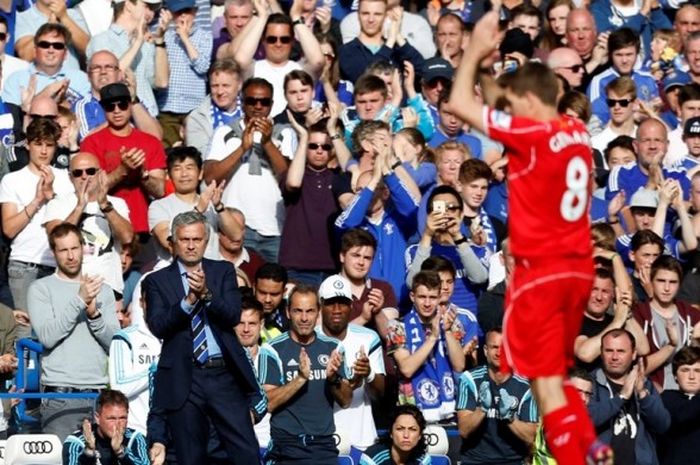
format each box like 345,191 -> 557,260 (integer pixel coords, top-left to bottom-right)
448,10 -> 612,465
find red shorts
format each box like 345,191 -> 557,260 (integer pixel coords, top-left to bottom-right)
501,256 -> 594,379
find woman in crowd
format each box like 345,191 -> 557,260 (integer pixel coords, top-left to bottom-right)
360,404 -> 431,465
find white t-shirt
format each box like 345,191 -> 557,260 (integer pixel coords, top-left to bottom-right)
44,193 -> 129,292
253,59 -> 302,117
0,167 -> 73,266
320,324 -> 385,450
206,122 -> 295,236
148,193 -> 221,268
591,125 -> 637,166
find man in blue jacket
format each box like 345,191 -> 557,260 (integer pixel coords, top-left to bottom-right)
588,329 -> 671,465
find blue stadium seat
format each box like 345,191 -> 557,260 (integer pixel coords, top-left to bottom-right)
430,455 -> 451,465
337,456 -> 354,465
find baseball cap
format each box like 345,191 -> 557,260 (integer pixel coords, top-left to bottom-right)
499,28 -> 534,59
166,0 -> 196,12
629,188 -> 659,209
99,83 -> 131,103
422,57 -> 454,83
318,275 -> 352,302
684,116 -> 700,137
663,70 -> 691,92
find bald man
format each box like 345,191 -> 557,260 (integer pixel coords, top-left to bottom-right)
675,4 -> 700,45
73,50 -> 161,141
547,47 -> 586,89
606,118 -> 692,204
44,152 -> 133,295
566,9 -> 608,88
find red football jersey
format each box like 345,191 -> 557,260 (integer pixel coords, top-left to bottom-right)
484,107 -> 593,259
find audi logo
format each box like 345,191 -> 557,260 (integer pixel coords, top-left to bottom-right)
423,432 -> 439,446
22,440 -> 54,454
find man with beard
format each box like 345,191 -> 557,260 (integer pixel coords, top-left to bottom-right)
27,223 -> 119,439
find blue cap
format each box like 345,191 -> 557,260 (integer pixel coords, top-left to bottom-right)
663,70 -> 691,92
166,0 -> 196,12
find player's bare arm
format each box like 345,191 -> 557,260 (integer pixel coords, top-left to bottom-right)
449,11 -> 503,134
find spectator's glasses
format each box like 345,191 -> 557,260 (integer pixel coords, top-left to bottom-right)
88,64 -> 119,74
36,41 -> 66,50
264,35 -> 293,45
71,167 -> 99,177
444,204 -> 461,212
606,98 -> 632,108
0,33 -> 7,41
560,64 -> 584,73
308,143 -> 332,151
29,114 -> 57,120
101,100 -> 130,112
425,78 -> 449,89
243,96 -> 272,107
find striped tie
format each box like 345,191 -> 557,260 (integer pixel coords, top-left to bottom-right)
191,302 -> 209,364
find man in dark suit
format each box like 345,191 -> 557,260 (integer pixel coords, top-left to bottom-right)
144,210 -> 266,465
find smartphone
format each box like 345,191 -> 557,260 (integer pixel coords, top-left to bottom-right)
492,59 -> 519,75
433,200 -> 446,214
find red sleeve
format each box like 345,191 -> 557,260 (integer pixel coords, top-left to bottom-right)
483,107 -> 551,152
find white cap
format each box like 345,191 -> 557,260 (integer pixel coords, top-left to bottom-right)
318,274 -> 352,302
630,188 -> 659,209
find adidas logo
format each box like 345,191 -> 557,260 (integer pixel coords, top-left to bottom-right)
288,359 -> 299,366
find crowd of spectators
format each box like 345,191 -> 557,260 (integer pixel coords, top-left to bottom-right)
0,0 -> 698,464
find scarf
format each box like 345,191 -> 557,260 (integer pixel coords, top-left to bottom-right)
403,309 -> 455,422
211,100 -> 242,130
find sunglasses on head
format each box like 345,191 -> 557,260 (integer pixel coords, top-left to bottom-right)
308,143 -> 332,151
243,96 -> 272,107
71,167 -> 99,177
36,41 -> 66,50
101,100 -> 130,112
606,98 -> 633,108
264,35 -> 292,45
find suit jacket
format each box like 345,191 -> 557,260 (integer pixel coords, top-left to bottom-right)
144,258 -> 259,410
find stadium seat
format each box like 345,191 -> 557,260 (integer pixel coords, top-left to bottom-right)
4,434 -> 62,465
333,428 -> 353,455
423,425 -> 449,456
337,456 -> 354,465
430,455 -> 451,465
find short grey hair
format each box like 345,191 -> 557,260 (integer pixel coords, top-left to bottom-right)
171,211 -> 210,241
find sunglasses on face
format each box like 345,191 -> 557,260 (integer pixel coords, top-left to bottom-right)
445,204 -> 461,212
425,78 -> 449,89
243,96 -> 272,107
264,35 -> 292,45
29,114 -> 57,120
308,143 -> 332,151
101,100 -> 130,112
71,167 -> 99,177
606,98 -> 633,108
36,41 -> 66,50
561,64 -> 584,73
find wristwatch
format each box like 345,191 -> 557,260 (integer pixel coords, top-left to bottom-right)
100,201 -> 114,213
454,236 -> 468,245
292,17 -> 304,27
